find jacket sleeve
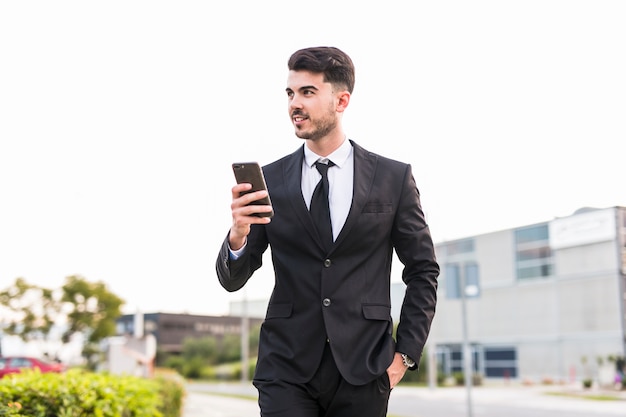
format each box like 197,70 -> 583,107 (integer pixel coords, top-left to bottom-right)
391,164 -> 439,369
215,225 -> 269,292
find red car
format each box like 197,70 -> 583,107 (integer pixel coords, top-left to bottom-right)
0,356 -> 65,378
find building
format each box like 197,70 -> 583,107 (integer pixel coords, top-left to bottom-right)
428,206 -> 626,383
115,312 -> 263,355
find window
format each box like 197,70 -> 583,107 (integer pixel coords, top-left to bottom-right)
445,239 -> 475,256
465,262 -> 480,297
484,347 -> 517,378
515,224 -> 553,280
437,344 -> 480,374
445,262 -> 480,299
445,264 -> 460,299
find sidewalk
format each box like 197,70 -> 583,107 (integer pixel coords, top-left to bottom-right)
182,382 -> 259,417
182,390 -> 259,417
181,381 -> 626,417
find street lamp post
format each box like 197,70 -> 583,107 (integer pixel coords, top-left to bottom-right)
241,291 -> 249,383
461,274 -> 478,417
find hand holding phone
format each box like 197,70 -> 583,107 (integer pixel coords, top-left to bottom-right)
232,162 -> 274,218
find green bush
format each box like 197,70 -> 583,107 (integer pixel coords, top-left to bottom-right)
0,400 -> 27,416
154,370 -> 186,417
0,369 -> 185,417
163,356 -> 185,375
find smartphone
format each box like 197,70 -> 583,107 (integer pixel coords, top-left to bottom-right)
232,162 -> 274,218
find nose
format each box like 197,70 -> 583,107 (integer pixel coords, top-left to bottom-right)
289,94 -> 303,111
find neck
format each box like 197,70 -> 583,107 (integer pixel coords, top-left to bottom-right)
306,133 -> 346,157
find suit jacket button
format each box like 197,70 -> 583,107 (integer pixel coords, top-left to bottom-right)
324,259 -> 332,267
322,298 -> 331,307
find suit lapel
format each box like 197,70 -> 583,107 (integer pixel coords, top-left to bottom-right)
333,141 -> 378,249
283,146 -> 325,248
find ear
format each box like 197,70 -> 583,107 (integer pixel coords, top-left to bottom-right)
336,91 -> 351,113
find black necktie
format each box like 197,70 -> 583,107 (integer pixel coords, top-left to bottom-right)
310,160 -> 335,250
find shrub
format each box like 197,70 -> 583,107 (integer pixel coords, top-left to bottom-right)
154,370 -> 186,417
0,369 -> 184,417
0,401 -> 27,416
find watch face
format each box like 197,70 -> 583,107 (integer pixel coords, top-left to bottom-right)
402,354 -> 415,367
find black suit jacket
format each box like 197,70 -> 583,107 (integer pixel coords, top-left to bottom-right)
216,140 -> 439,385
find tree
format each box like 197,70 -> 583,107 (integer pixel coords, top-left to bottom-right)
60,275 -> 125,368
0,277 -> 59,341
181,336 -> 218,364
0,275 -> 125,369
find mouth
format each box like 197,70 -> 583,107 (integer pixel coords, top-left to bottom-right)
292,113 -> 308,125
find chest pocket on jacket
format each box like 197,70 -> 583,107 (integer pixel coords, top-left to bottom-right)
362,203 -> 392,214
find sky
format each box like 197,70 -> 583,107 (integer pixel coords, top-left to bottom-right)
1,1 -> 624,317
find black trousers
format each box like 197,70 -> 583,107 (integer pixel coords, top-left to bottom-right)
253,343 -> 391,417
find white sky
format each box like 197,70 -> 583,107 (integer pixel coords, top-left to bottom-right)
1,1 -> 625,317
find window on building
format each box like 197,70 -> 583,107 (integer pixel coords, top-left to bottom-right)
484,347 -> 517,378
437,344 -> 480,375
445,264 -> 460,299
465,262 -> 480,297
445,239 -> 475,256
515,224 -> 553,280
445,262 -> 480,299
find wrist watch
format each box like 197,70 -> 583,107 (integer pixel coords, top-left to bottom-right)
401,353 -> 416,368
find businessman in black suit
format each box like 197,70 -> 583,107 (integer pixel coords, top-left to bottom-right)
216,46 -> 439,417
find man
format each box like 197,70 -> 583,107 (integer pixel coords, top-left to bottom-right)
216,46 -> 439,417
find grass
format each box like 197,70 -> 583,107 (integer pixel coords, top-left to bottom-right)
198,391 -> 258,401
546,391 -> 624,401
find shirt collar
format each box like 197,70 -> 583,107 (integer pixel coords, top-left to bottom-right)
304,138 -> 352,169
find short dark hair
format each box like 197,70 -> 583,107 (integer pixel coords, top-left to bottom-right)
288,46 -> 355,93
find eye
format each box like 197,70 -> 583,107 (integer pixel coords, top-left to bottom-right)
286,90 -> 294,98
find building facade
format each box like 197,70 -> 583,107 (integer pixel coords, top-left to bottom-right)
116,312 -> 263,354
427,206 -> 626,383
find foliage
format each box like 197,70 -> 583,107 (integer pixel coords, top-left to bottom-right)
0,369 -> 184,417
153,370 -> 186,417
162,332 -> 259,379
0,278 -> 59,341
61,276 -> 125,368
0,401 -> 26,417
218,334 -> 243,363
183,356 -> 206,379
0,275 -> 125,369
181,337 -> 218,363
163,355 -> 186,375
155,322 -> 263,380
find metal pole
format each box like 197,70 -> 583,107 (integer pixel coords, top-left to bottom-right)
614,208 -> 626,358
428,344 -> 437,390
461,270 -> 474,417
241,292 -> 249,383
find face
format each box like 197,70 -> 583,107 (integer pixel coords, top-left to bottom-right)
286,70 -> 340,141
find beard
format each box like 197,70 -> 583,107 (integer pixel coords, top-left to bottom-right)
293,104 -> 338,141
